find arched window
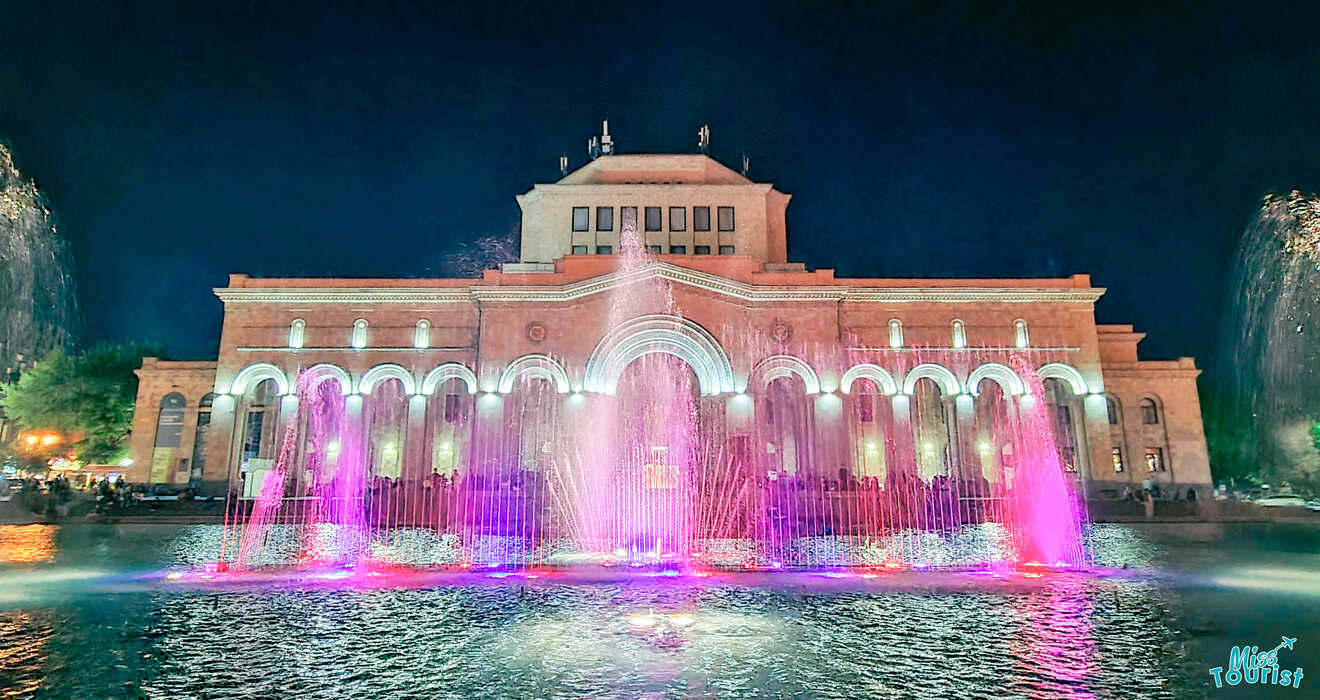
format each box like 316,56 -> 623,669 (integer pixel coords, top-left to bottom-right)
414,319 -> 431,349
189,392 -> 216,485
951,319 -> 967,349
1140,398 -> 1160,425
1105,397 -> 1120,425
288,319 -> 305,349
888,319 -> 904,348
351,319 -> 368,349
151,393 -> 188,485
1013,319 -> 1030,348
1043,378 -> 1079,473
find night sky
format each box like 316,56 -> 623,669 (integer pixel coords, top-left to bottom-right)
2,2 -> 1319,377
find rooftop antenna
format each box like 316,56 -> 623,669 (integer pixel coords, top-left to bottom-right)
741,153 -> 750,177
587,135 -> 600,160
697,124 -> 711,154
559,153 -> 569,177
599,119 -> 614,156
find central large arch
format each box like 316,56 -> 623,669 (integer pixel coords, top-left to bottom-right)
583,314 -> 736,395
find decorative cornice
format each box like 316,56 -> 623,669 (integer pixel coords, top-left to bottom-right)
843,288 -> 1105,304
215,263 -> 1105,305
214,288 -> 472,304
235,347 -> 473,353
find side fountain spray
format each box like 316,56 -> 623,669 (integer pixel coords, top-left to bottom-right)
1229,190 -> 1320,490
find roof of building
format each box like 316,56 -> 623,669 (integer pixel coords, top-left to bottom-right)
555,154 -> 753,186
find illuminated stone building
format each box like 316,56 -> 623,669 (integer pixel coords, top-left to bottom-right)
128,150 -> 1211,500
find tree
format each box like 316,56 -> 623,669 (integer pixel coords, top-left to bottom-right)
1199,386 -> 1259,485
0,345 -> 161,463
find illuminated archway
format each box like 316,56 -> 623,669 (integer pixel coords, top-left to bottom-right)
748,355 -> 821,395
901,363 -> 960,396
301,363 -> 353,395
583,314 -> 735,395
358,363 -> 417,395
966,362 -> 1025,396
840,363 -> 899,395
420,363 -> 478,395
228,362 -> 290,396
1037,362 -> 1089,395
498,354 -> 571,394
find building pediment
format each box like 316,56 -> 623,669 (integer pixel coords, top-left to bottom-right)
214,262 -> 1105,305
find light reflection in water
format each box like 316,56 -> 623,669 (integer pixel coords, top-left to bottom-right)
0,523 -> 1242,697
0,612 -> 51,698
1010,577 -> 1097,699
0,525 -> 54,565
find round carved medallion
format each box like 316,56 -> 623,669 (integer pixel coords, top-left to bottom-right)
770,321 -> 793,344
526,322 -> 547,343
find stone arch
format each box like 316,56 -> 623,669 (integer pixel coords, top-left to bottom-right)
301,363 -> 353,395
1139,394 -> 1164,424
1037,362 -> 1089,395
966,362 -> 1025,396
902,363 -> 961,396
499,354 -> 571,394
421,363 -> 478,395
358,363 -> 417,395
840,363 -> 898,395
583,314 -> 735,395
228,362 -> 290,396
749,355 -> 821,394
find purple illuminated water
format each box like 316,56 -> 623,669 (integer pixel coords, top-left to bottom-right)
221,238 -> 1089,572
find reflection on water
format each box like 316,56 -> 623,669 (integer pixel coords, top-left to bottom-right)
0,612 -> 50,699
0,526 -> 53,565
0,522 -> 1314,698
126,577 -> 1187,699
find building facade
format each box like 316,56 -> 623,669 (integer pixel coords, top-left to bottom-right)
128,153 -> 1211,500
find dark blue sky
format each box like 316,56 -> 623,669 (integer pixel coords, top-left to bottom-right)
2,1 -> 1318,374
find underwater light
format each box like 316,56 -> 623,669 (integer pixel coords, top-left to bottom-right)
627,614 -> 657,628
165,572 -> 182,581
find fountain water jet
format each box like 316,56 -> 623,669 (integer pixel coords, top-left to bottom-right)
216,243 -> 1090,572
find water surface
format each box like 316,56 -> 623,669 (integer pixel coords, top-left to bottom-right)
0,522 -> 1316,698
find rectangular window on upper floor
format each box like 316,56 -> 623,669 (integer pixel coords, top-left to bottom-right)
718,245 -> 735,255
644,207 -> 662,231
669,245 -> 687,254
572,207 -> 589,232
596,207 -> 613,231
595,245 -> 613,255
648,245 -> 663,254
621,207 -> 637,233
571,245 -> 588,255
717,206 -> 735,231
694,245 -> 711,255
669,207 -> 686,231
693,206 -> 711,231
1144,447 -> 1165,472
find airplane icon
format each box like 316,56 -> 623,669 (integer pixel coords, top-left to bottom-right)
1280,636 -> 1296,651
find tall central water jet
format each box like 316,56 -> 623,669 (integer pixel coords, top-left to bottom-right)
568,224 -> 704,563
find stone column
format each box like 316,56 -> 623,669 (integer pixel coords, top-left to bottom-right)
951,394 -> 978,480
889,394 -> 917,478
814,392 -> 846,479
404,394 -> 428,481
202,395 -> 238,497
